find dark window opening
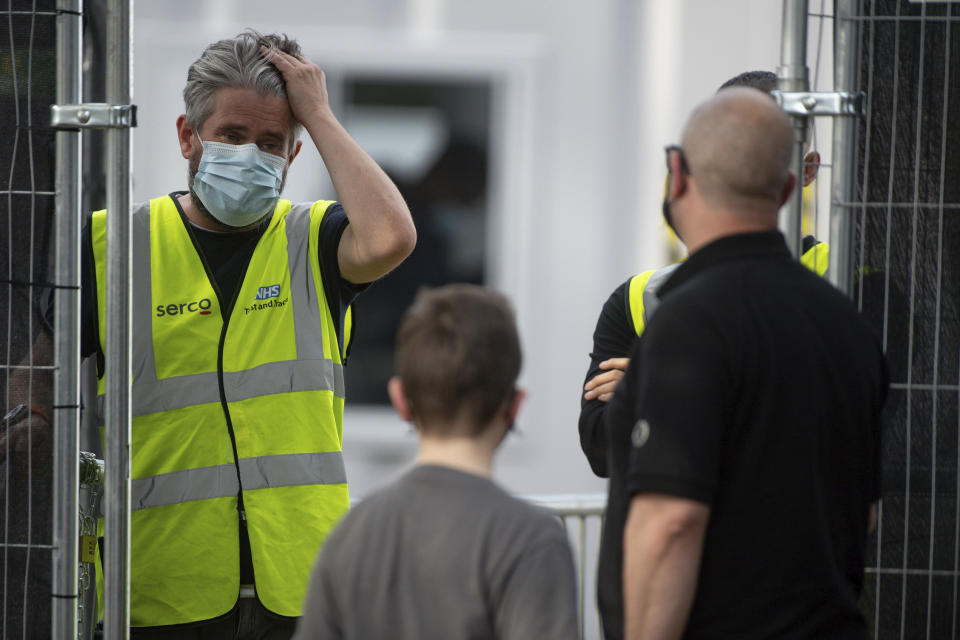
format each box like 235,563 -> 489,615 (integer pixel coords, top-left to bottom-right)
342,77 -> 492,405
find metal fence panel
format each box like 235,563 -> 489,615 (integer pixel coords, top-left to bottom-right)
831,1 -> 960,637
1,2 -> 59,638
781,1 -> 959,636
529,493 -> 606,640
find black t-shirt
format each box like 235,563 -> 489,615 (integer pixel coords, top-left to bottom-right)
579,236 -> 825,479
598,231 -> 888,640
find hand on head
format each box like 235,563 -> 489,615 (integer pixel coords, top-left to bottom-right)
260,45 -> 332,128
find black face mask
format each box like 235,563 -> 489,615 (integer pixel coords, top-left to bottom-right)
662,193 -> 676,236
661,145 -> 690,240
661,172 -> 679,238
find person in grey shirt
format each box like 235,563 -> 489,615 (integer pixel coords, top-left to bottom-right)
293,284 -> 578,640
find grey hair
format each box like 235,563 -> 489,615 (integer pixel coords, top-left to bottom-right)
183,29 -> 303,151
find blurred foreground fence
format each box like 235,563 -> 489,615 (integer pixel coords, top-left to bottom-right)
851,2 -> 960,638
1,1 -> 59,638
814,1 -> 960,638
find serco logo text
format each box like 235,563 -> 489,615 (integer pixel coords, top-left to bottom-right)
156,298 -> 213,317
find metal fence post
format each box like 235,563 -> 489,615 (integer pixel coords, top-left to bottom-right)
103,0 -> 134,636
829,0 -> 860,297
777,0 -> 810,259
51,1 -> 84,638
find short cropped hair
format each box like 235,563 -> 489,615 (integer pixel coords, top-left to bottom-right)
719,70 -> 778,93
719,69 -> 813,148
183,29 -> 303,150
394,285 -> 522,435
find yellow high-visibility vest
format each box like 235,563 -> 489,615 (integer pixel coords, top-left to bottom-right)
91,195 -> 349,626
627,241 -> 830,337
800,240 -> 830,277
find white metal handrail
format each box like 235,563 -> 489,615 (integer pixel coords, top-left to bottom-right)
524,493 -> 606,640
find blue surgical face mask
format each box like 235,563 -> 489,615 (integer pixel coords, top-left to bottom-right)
192,135 -> 287,228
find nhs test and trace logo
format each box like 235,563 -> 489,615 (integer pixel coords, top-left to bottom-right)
245,284 -> 288,315
255,284 -> 281,300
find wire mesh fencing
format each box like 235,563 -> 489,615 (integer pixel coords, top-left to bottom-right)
834,0 -> 960,637
1,1 -> 59,638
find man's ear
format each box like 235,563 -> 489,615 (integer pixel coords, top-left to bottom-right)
387,376 -> 412,422
802,150 -> 820,187
778,173 -> 798,208
668,153 -> 688,201
504,388 -> 527,426
176,114 -> 197,160
287,139 -> 303,166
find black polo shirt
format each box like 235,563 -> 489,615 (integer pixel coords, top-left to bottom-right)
599,230 -> 887,640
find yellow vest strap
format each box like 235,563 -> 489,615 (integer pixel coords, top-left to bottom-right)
131,451 -> 347,511
628,263 -> 681,337
627,270 -> 656,336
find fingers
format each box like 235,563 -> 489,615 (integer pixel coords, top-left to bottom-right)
260,45 -> 310,69
584,368 -> 624,391
599,357 -> 630,372
260,45 -> 295,69
583,378 -> 620,402
258,45 -> 330,124
584,357 -> 630,401
584,368 -> 625,401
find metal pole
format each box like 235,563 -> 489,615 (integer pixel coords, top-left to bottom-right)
777,0 -> 810,259
103,0 -> 133,637
829,0 -> 860,297
51,1 -> 83,638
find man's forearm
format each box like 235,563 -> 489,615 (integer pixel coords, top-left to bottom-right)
577,398 -> 609,477
6,331 -> 54,410
304,110 -> 415,284
623,494 -> 709,640
260,47 -> 415,283
1,332 -> 55,464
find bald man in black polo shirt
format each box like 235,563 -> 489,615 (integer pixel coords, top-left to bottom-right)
603,88 -> 887,640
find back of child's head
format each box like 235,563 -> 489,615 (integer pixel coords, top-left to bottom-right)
394,284 -> 522,436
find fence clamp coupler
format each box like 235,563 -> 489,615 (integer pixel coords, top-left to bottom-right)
50,103 -> 138,130
771,91 -> 865,118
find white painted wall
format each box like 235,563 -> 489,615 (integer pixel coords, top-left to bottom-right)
130,1 -> 827,497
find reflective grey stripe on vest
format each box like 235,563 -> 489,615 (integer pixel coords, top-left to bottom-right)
97,200 -> 344,417
285,202 -> 346,398
130,451 -> 347,512
640,263 -> 681,327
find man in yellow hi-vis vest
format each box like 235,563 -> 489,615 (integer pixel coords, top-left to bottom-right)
83,30 -> 415,638
578,70 -> 824,478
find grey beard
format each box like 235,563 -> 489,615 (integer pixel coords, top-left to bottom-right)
186,160 -> 227,229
